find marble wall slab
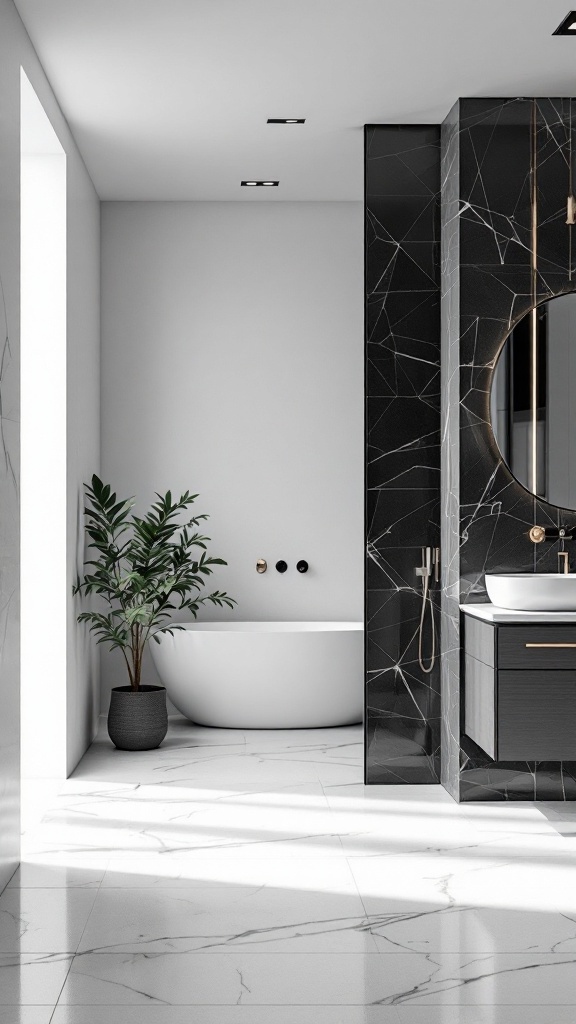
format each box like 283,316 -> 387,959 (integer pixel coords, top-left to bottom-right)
441,98 -> 576,801
365,125 -> 441,784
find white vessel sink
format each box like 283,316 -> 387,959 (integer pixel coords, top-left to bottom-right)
485,573 -> 576,612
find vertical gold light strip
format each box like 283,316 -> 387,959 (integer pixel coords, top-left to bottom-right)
531,99 -> 538,496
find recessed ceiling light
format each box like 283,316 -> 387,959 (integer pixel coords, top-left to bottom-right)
553,11 -> 576,34
267,118 -> 306,124
241,180 -> 279,186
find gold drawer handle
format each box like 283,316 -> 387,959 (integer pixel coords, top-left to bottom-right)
526,643 -> 576,648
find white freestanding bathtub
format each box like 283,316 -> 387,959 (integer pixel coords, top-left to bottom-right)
150,621 -> 364,728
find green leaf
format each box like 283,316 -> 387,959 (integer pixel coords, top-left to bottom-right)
76,479 -> 236,683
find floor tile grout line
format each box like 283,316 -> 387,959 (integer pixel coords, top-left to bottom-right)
11,948 -> 576,962
35,951 -> 74,1021
71,851 -> 110,956
319,775 -> 351,860
20,949 -> 576,956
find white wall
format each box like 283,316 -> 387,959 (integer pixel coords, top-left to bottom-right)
101,201 -> 363,707
21,85 -> 67,781
0,0 -> 100,888
64,118 -> 100,777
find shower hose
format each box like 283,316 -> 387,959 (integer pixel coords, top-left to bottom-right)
418,560 -> 436,674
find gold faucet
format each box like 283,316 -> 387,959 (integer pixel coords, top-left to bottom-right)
559,550 -> 570,574
529,524 -> 574,574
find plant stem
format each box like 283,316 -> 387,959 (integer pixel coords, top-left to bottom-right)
120,647 -> 134,688
133,622 -> 143,691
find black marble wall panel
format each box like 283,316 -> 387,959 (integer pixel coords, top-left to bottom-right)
441,98 -> 576,801
365,125 -> 441,784
440,104 -> 462,802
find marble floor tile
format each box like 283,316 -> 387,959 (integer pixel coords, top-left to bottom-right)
395,1010 -> 576,1024
8,860 -> 105,889
25,780 -> 354,861
0,888 -> 98,953
0,1010 -> 55,1024
54,949 -> 427,1005
42,779 -> 332,828
538,801 -> 576,836
78,883 -> 378,953
53,835 -> 348,862
56,950 -> 576,1005
324,786 -> 576,861
50,1009 -> 402,1024
461,802 -> 575,838
390,953 -> 576,1005
20,780 -> 65,835
73,749 -> 352,788
242,729 -> 363,782
101,855 -> 359,891
70,721 -> 364,788
322,783 -> 457,806
0,954 -> 72,1004
369,906 -> 576,954
349,848 -> 576,920
322,784 -> 484,856
12,718 -> 576,1019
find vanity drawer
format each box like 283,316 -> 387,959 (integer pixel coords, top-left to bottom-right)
498,671 -> 576,760
498,626 -> 576,669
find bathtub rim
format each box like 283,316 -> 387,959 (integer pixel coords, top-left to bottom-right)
156,620 -> 363,634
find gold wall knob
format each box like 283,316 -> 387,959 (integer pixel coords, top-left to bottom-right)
256,559 -> 267,573
529,525 -> 546,543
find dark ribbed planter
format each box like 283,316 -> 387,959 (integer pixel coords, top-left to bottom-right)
108,685 -> 168,751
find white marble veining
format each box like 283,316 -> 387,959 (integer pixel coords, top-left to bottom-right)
77,883 -> 377,954
53,949 -> 576,1006
6,716 -> 576,1017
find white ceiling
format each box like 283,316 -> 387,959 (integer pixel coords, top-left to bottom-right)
13,0 -> 576,201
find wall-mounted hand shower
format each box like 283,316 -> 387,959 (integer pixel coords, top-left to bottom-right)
416,546 -> 439,674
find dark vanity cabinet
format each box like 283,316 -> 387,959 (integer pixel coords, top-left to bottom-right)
463,614 -> 576,760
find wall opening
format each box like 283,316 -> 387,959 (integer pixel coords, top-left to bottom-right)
20,69 -> 67,806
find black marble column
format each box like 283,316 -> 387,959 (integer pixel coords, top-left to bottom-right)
441,98 -> 576,801
365,125 -> 441,784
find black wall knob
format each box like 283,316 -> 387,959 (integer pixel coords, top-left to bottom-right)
296,560 -> 309,573
275,560 -> 288,573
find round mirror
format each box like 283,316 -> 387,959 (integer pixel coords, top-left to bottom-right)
491,292 -> 576,509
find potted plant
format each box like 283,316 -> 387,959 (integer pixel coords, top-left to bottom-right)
74,475 -> 235,750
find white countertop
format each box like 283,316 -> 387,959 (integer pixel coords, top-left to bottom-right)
460,603 -> 576,623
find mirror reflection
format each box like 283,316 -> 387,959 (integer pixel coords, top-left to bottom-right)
491,292 -> 576,510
